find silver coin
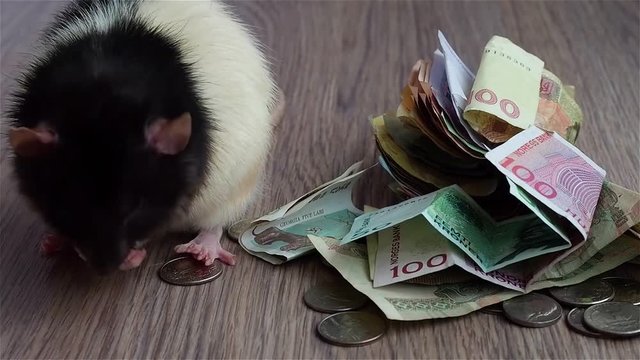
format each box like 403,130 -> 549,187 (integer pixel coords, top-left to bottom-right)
583,302 -> 640,337
480,303 -> 504,315
304,282 -> 369,313
227,218 -> 252,241
548,279 -> 614,306
158,256 -> 223,286
502,293 -> 562,328
602,277 -> 640,305
566,308 -> 608,338
317,311 -> 387,346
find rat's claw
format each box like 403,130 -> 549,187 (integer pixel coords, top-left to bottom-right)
119,248 -> 147,270
174,227 -> 237,266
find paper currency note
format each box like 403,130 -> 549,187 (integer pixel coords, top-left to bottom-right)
309,232 -> 638,320
429,49 -> 487,152
506,178 -> 574,242
372,215 -> 532,291
437,30 -> 475,125
486,126 -> 606,239
532,181 -> 640,281
528,233 -> 640,291
463,36 -> 544,143
372,115 -> 498,196
239,164 -> 367,264
308,234 -> 521,320
535,69 -> 583,144
255,161 -> 364,223
342,184 -> 570,273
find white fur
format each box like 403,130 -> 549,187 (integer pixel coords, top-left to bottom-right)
47,0 -> 278,231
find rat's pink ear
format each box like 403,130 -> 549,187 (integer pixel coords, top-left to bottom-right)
9,126 -> 57,157
145,112 -> 192,155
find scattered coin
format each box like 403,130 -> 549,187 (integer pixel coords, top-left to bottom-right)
502,293 -> 562,328
227,218 -> 253,241
158,256 -> 223,286
566,308 -> 608,338
602,277 -> 640,305
548,279 -> 614,306
480,303 -> 504,315
304,282 -> 369,313
317,311 -> 387,346
583,302 -> 640,337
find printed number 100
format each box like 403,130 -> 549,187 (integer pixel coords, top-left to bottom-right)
500,157 -> 558,199
390,254 -> 447,278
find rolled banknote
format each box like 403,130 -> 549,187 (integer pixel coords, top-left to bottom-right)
486,126 -> 606,240
463,35 -> 544,144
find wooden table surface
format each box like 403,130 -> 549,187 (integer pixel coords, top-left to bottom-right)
1,1 -> 639,358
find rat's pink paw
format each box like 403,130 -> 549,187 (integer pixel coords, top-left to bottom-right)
174,241 -> 236,266
118,248 -> 147,270
174,227 -> 236,266
39,233 -> 66,256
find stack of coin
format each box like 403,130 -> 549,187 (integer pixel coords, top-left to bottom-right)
482,277 -> 640,339
303,281 -> 387,346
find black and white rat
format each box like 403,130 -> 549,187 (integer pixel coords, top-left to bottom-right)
5,0 -> 284,273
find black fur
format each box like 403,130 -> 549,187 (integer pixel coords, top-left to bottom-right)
7,0 -> 213,273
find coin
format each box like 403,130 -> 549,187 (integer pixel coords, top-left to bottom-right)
548,279 -> 614,306
502,293 -> 562,328
480,303 -> 504,315
583,302 -> 640,337
304,282 -> 369,313
158,256 -> 223,286
317,311 -> 387,346
227,218 -> 253,241
602,277 -> 640,305
566,308 -> 608,338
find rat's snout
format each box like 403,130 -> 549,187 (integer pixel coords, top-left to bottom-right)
73,237 -> 129,275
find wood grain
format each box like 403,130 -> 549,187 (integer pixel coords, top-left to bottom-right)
1,0 -> 639,358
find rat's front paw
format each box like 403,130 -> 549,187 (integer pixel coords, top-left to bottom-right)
40,233 -> 66,256
174,241 -> 236,266
174,228 -> 236,266
118,248 -> 147,270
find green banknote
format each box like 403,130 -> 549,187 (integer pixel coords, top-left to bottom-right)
239,163 -> 368,264
308,232 -> 639,320
341,185 -> 570,272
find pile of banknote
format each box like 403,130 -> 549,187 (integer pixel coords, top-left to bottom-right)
234,31 -> 640,325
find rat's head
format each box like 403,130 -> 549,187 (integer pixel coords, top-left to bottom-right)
6,23 -> 210,273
